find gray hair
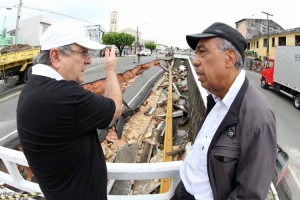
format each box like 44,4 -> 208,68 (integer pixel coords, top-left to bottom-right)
215,37 -> 244,70
33,44 -> 73,65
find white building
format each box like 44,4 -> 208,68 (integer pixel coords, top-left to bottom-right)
86,25 -> 106,44
6,15 -> 105,47
6,15 -> 54,47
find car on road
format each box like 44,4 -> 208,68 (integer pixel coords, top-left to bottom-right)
138,49 -> 151,56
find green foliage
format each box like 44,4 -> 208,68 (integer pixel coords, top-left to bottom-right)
102,32 -> 135,56
145,42 -> 156,52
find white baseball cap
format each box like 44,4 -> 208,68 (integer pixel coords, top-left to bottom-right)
40,19 -> 104,50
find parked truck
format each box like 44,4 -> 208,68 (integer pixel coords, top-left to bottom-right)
0,44 -> 39,83
261,46 -> 300,110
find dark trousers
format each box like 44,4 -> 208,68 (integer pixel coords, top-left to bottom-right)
171,181 -> 196,200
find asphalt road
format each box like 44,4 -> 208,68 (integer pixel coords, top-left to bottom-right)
246,70 -> 300,199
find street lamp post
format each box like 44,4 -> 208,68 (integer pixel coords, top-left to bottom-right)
262,11 -> 273,58
0,7 -> 12,29
135,23 -> 147,54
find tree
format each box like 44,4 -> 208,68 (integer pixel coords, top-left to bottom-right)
145,42 -> 156,53
102,32 -> 135,56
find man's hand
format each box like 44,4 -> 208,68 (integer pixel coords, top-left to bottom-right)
104,47 -> 116,72
103,47 -> 122,121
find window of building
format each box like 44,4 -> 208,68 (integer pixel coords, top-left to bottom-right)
295,35 -> 300,46
42,25 -> 48,34
8,31 -> 15,36
263,38 -> 267,47
256,41 -> 259,48
278,36 -> 286,46
272,38 -> 275,47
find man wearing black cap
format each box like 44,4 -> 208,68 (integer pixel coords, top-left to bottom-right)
171,22 -> 276,200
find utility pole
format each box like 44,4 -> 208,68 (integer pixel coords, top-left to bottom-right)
15,0 -> 22,45
136,26 -> 139,54
262,11 -> 273,58
135,23 -> 147,54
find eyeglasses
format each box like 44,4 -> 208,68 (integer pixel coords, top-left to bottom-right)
64,48 -> 92,58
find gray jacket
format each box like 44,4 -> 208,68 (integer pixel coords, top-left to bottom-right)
198,77 -> 277,200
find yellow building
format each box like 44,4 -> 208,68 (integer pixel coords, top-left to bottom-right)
236,18 -> 300,63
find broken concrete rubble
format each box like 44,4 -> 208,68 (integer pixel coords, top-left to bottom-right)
83,58 -> 192,195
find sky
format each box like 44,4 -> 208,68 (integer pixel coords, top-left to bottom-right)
0,0 -> 299,49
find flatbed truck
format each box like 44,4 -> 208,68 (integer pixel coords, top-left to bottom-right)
0,46 -> 39,83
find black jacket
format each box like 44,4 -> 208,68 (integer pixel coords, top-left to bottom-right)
198,77 -> 277,200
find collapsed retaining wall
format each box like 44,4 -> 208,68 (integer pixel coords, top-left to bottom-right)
173,57 -> 206,139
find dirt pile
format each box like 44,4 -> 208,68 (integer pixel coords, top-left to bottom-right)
0,44 -> 33,54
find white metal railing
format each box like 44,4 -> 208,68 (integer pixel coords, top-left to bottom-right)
0,146 -> 181,199
0,146 -> 42,193
107,161 -> 181,200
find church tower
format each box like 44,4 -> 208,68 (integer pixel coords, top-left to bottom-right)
109,11 -> 119,32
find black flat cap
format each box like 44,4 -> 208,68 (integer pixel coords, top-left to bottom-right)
186,22 -> 247,61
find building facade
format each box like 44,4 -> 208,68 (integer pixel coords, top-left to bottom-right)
236,18 -> 284,39
236,18 -> 300,64
86,25 -> 106,44
6,15 -> 54,47
118,27 -> 155,53
4,15 -> 105,48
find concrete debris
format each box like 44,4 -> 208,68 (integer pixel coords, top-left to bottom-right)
115,115 -> 125,139
173,103 -> 188,114
155,110 -> 184,118
3,59 -> 192,197
178,65 -> 186,72
144,107 -> 155,116
156,99 -> 166,107
172,82 -> 182,97
156,121 -> 165,132
109,143 -> 138,195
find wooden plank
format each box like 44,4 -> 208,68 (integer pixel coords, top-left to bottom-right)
160,61 -> 174,193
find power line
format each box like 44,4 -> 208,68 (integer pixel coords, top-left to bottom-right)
21,5 -> 97,24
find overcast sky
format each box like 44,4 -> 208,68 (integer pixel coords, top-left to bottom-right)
0,0 -> 299,48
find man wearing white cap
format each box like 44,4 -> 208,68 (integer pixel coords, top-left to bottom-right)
17,19 -> 122,200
